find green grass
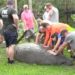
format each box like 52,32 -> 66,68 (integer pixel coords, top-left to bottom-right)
0,22 -> 75,75
0,46 -> 75,75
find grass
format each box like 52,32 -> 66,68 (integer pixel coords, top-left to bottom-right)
0,22 -> 75,75
0,45 -> 75,75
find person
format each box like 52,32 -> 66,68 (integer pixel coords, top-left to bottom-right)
21,4 -> 35,42
35,22 -> 70,48
48,32 -> 75,58
51,30 -> 68,54
0,0 -> 19,64
43,3 -> 59,23
43,6 -> 50,20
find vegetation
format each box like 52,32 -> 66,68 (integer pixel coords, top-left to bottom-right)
0,0 -> 75,27
0,0 -> 6,7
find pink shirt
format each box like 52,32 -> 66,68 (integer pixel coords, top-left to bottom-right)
21,10 -> 34,30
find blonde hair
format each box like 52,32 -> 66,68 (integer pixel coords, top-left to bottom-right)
23,4 -> 28,9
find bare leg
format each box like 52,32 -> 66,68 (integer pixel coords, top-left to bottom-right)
6,45 -> 15,63
8,45 -> 15,60
6,47 -> 9,58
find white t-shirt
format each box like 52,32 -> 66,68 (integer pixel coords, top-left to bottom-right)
43,6 -> 59,23
43,11 -> 49,20
49,6 -> 59,23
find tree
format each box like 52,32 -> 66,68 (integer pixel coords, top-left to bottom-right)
17,0 -> 28,11
28,0 -> 32,10
0,0 -> 6,8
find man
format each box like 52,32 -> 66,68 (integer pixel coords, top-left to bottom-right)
35,22 -> 68,48
43,3 -> 59,23
51,30 -> 68,54
48,32 -> 75,57
0,0 -> 19,64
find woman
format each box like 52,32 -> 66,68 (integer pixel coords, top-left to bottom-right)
21,4 -> 35,42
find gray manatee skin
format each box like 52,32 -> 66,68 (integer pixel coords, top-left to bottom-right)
14,43 -> 73,65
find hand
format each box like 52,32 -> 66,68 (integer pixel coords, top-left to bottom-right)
52,49 -> 56,52
24,27 -> 29,32
43,45 -> 49,48
0,35 -> 4,44
47,50 -> 57,55
26,27 -> 29,31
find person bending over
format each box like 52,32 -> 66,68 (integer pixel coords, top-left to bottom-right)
35,22 -> 68,48
48,31 -> 75,58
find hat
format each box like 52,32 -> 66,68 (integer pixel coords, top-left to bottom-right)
7,0 -> 13,5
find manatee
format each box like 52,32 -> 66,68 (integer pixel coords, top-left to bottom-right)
14,43 -> 73,65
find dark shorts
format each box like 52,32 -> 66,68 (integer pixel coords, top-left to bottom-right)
4,34 -> 17,47
3,25 -> 18,47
